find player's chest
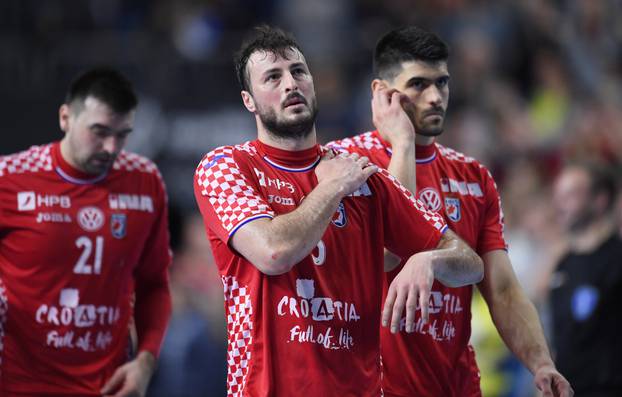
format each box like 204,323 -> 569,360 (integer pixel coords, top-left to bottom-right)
415,170 -> 485,242
4,183 -> 156,268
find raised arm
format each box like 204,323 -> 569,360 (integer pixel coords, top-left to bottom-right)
371,84 -> 418,271
372,84 -> 417,194
231,151 -> 377,275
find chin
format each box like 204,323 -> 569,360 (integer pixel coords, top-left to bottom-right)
418,127 -> 444,137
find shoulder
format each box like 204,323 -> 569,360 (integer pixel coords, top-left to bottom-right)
326,131 -> 385,153
435,143 -> 495,181
195,142 -> 257,190
0,144 -> 54,178
113,150 -> 161,176
196,142 -> 257,174
112,151 -> 167,198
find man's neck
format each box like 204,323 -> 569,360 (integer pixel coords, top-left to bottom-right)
415,134 -> 435,146
257,124 -> 317,151
58,138 -> 92,174
375,130 -> 435,147
568,217 -> 615,254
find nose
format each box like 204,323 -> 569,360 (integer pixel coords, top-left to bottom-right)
424,85 -> 443,107
283,71 -> 298,92
102,135 -> 122,154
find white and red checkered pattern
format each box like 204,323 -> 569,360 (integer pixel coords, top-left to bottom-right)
377,168 -> 447,232
436,144 -> 475,164
222,276 -> 253,397
195,146 -> 274,234
0,277 -> 7,374
0,145 -> 53,177
326,131 -> 385,152
112,151 -> 159,174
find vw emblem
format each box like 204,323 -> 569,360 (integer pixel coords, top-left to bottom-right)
418,187 -> 441,211
77,206 -> 105,232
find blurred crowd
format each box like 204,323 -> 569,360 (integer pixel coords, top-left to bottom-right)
2,0 -> 621,396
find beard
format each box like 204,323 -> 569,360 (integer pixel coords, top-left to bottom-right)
415,122 -> 444,137
257,96 -> 318,140
414,110 -> 445,137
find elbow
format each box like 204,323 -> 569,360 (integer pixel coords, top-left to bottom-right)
441,249 -> 484,288
255,246 -> 296,276
458,240 -> 485,286
461,249 -> 484,286
472,255 -> 485,284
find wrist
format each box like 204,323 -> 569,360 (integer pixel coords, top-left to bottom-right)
316,178 -> 348,200
136,350 -> 157,375
390,137 -> 416,152
531,357 -> 555,374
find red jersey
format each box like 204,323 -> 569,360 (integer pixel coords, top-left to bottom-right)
194,140 -> 447,397
0,142 -> 172,396
328,130 -> 507,397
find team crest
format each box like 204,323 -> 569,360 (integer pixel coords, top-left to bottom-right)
110,214 -> 127,239
331,202 -> 347,228
444,197 -> 461,222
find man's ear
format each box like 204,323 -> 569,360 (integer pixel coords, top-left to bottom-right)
59,104 -> 71,133
241,91 -> 256,113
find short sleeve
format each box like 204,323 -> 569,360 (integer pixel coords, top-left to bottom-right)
194,146 -> 275,243
476,165 -> 508,255
373,168 -> 447,258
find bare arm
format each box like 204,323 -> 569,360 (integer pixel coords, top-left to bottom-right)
231,152 -> 377,275
371,84 -> 418,271
478,249 -> 573,397
430,229 -> 485,287
383,229 -> 484,333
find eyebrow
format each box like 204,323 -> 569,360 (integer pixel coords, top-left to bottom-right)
262,62 -> 307,76
89,123 -> 112,131
89,123 -> 133,134
405,74 -> 450,85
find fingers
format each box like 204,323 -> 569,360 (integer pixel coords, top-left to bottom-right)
382,285 -> 397,329
404,286 -> 417,333
101,367 -> 126,395
322,149 -> 336,160
390,288 -> 407,334
419,284 -> 430,324
361,164 -> 379,179
356,155 -> 370,167
535,376 -> 554,397
110,383 -> 138,397
553,375 -> 574,397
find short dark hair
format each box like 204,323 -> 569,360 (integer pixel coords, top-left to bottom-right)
570,161 -> 618,211
65,67 -> 138,114
234,25 -> 303,92
373,26 -> 449,81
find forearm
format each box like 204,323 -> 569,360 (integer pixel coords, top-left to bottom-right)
134,279 -> 172,358
387,140 -> 416,193
488,285 -> 554,373
426,229 -> 484,287
252,180 -> 344,273
135,350 -> 156,375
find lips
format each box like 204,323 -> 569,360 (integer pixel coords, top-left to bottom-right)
283,95 -> 307,108
424,110 -> 444,118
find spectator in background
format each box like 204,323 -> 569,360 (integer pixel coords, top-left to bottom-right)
549,162 -> 622,396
